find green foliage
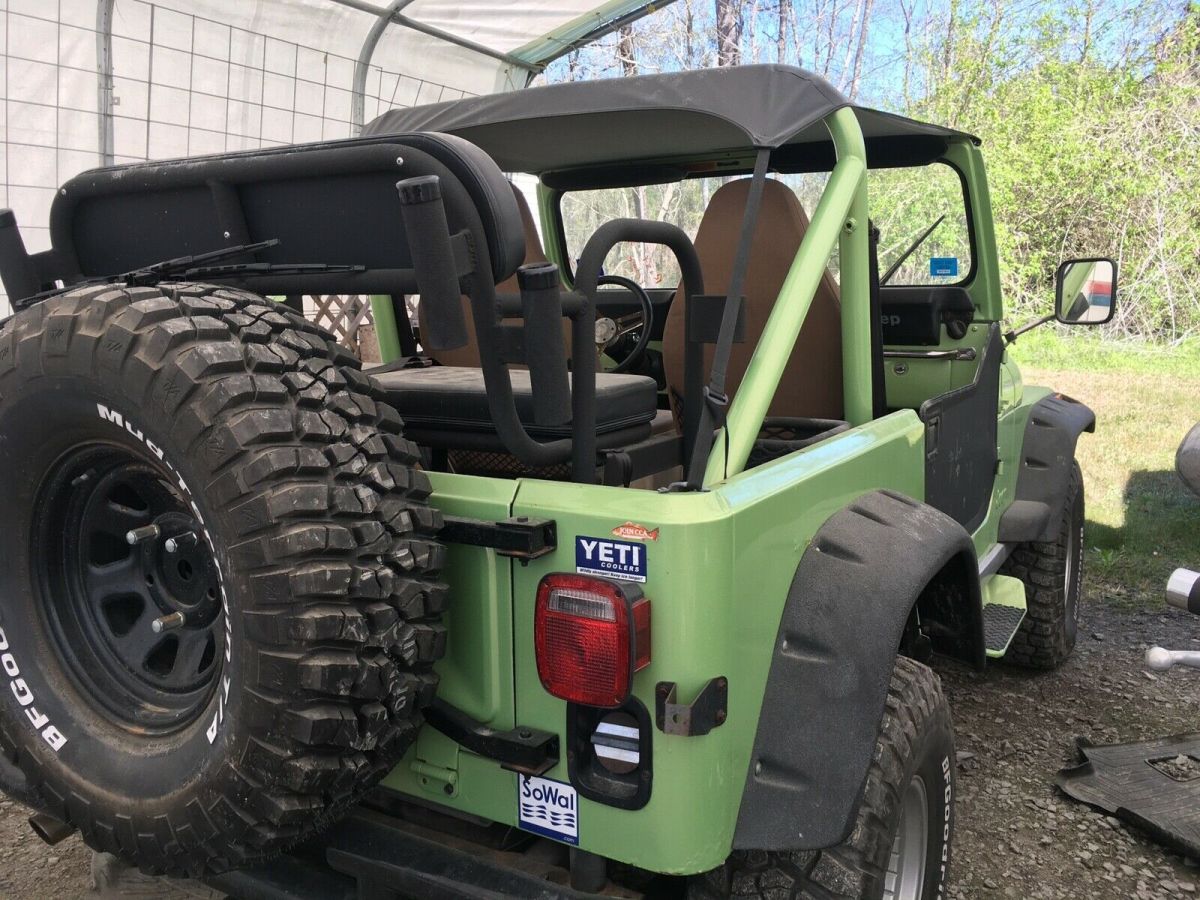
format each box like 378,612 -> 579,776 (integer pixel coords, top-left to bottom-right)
913,6 -> 1200,339
546,1 -> 1200,341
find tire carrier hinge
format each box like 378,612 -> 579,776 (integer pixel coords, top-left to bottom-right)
439,515 -> 556,561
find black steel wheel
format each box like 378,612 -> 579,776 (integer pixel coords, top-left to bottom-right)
0,283 -> 447,876
36,445 -> 224,732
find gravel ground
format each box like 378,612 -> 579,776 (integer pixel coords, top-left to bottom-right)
0,598 -> 1197,898
943,599 -> 1200,900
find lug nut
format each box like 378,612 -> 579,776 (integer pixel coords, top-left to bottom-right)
151,612 -> 186,634
126,525 -> 161,545
164,531 -> 197,553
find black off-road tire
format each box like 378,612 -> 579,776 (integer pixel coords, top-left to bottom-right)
0,283 -> 447,875
1000,461 -> 1084,669
688,657 -> 954,900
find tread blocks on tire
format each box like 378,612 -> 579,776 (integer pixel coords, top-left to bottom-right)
1001,461 -> 1084,669
0,283 -> 447,876
689,658 -> 953,899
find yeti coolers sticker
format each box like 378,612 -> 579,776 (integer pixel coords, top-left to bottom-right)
518,774 -> 579,845
575,536 -> 647,583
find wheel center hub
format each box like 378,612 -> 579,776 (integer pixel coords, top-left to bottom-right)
141,511 -> 220,624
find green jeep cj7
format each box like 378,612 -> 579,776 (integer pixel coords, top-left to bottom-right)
0,65 -> 1113,899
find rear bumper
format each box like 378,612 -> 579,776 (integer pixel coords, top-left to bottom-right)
206,806 -> 606,900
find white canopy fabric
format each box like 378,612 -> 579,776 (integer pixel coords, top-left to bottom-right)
0,0 -> 663,313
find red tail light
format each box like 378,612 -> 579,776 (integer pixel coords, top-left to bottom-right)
534,574 -> 650,708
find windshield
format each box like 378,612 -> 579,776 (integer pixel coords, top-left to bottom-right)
557,162 -> 972,289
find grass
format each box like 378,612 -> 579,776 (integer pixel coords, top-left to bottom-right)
1008,332 -> 1200,605
1011,327 -> 1200,376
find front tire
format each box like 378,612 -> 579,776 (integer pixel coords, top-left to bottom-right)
0,283 -> 447,875
1001,460 -> 1085,669
689,657 -> 955,900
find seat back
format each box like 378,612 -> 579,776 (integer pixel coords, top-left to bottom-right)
661,178 -> 843,422
418,184 -> 550,368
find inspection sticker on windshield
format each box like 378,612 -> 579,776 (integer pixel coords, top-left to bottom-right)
576,535 -> 647,583
518,774 -> 579,845
930,256 -> 959,277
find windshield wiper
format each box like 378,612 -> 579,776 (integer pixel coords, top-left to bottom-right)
14,239 -> 285,309
880,214 -> 946,285
124,238 -> 280,285
180,261 -> 366,280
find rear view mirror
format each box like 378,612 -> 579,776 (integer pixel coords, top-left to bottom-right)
1056,257 -> 1116,325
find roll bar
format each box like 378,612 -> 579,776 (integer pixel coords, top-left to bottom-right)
701,107 -> 872,486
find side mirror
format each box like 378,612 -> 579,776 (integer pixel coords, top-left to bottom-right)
1056,257 -> 1116,325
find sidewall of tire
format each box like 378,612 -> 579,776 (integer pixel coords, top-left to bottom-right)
0,377 -> 246,816
1062,472 -> 1085,650
905,703 -> 955,900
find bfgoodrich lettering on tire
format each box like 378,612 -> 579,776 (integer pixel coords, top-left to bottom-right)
688,656 -> 955,900
0,283 -> 447,875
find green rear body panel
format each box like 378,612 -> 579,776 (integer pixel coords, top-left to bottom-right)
373,125 -> 1071,874
386,413 -> 924,874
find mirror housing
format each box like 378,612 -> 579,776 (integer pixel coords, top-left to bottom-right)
1055,257 -> 1116,325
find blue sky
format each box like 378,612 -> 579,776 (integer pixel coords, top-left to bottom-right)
545,0 -> 1185,111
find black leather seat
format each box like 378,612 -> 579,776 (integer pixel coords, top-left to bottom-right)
374,366 -> 658,446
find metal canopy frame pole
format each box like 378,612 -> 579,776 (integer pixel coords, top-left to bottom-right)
330,0 -> 539,70
96,0 -> 116,166
351,0 -> 412,134
509,1 -> 668,75
342,0 -> 671,112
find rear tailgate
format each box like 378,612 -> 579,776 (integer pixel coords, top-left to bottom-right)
381,473 -> 519,823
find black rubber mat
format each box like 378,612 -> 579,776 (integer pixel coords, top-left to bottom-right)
982,603 -> 1025,652
1057,734 -> 1200,858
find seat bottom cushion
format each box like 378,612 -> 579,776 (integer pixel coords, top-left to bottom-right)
371,365 -> 659,440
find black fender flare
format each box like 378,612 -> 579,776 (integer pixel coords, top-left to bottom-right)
732,489 -> 980,852
998,394 -> 1095,544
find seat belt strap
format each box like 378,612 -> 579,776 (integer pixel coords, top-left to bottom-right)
684,148 -> 771,488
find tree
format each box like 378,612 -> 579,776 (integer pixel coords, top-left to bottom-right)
715,0 -> 742,66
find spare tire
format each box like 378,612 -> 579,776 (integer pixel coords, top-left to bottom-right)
0,283 -> 447,875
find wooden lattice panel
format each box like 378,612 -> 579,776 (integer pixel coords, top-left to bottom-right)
301,295 -> 377,359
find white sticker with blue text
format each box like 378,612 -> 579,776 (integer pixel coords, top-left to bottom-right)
518,774 -> 578,845
575,535 -> 647,583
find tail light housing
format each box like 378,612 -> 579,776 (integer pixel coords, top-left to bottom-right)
534,574 -> 650,708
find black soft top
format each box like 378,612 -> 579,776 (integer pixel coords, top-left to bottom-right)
364,65 -> 979,178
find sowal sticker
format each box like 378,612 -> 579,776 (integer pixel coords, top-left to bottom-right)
575,535 -> 647,582
518,774 -> 579,845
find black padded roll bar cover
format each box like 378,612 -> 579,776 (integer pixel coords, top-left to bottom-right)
518,262 -> 572,426
574,219 -> 704,299
395,174 -> 468,351
0,209 -> 40,302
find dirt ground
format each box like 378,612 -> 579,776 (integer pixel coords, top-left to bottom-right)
1,596 -> 1199,899
943,598 -> 1200,900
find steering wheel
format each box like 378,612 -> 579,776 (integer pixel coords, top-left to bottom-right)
593,274 -> 654,374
